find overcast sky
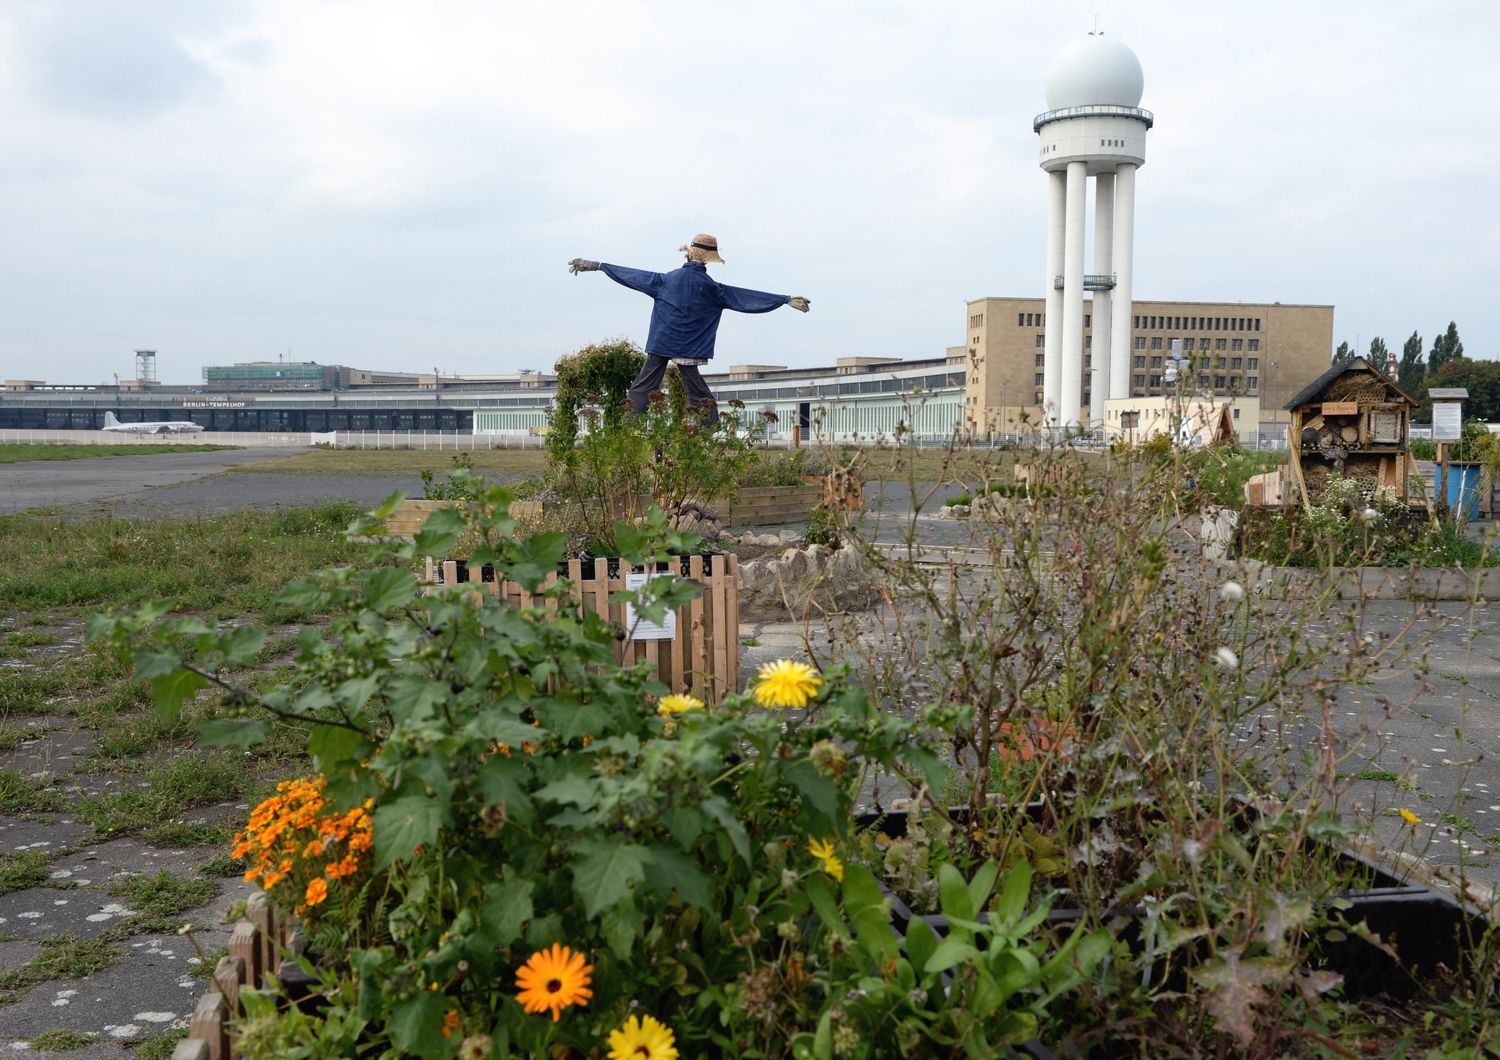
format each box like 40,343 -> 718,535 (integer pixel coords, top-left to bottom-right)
1,1 -> 1496,385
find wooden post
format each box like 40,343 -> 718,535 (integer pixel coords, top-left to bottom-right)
1438,441 -> 1451,519
213,954 -> 246,1033
228,920 -> 261,993
188,993 -> 229,1060
688,555 -> 706,701
171,1040 -> 211,1060
245,892 -> 278,982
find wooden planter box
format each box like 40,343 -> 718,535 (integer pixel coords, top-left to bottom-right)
425,553 -> 740,703
721,483 -> 824,527
385,498 -> 544,539
173,892 -> 292,1060
865,807 -> 1495,1005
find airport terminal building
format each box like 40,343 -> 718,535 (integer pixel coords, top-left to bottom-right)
1,355 -> 968,444
2,295 -> 1331,444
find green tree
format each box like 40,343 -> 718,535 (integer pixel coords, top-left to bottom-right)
1429,321 -> 1465,374
1367,336 -> 1389,369
1397,331 -> 1424,394
1331,340 -> 1353,365
1426,357 -> 1500,422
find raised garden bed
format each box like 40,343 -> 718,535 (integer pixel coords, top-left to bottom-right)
424,552 -> 740,702
861,806 -> 1496,1005
385,497 -> 543,538
721,481 -> 824,527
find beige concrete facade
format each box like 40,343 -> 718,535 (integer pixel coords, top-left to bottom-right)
961,297 -> 1333,436
1103,395 -> 1262,444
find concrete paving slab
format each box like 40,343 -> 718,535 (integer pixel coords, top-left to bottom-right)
0,731 -> 97,778
0,938 -> 198,1043
49,840 -> 205,886
0,941 -> 41,973
0,818 -> 91,857
0,888 -> 136,941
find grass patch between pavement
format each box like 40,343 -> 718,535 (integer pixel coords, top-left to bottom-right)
0,444 -> 237,464
0,503 -> 366,619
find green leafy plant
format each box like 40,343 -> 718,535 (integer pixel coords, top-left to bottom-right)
548,388 -> 757,554
94,491 -> 1084,1058
804,504 -> 839,548
419,452 -> 484,500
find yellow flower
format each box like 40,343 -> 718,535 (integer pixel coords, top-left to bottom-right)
657,694 -> 705,717
515,944 -> 593,1022
607,1014 -> 679,1060
1400,808 -> 1421,826
752,659 -> 822,709
808,838 -> 844,882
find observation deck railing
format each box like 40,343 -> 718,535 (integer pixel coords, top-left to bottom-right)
1033,104 -> 1154,132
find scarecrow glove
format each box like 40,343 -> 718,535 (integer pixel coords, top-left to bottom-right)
788,296 -> 810,313
568,258 -> 601,274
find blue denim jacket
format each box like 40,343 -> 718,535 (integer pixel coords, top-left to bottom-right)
600,261 -> 789,361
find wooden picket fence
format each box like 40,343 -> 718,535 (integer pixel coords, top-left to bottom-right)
424,553 -> 740,703
173,892 -> 292,1060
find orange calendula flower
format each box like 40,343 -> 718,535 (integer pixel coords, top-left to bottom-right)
303,877 -> 328,907
752,659 -> 822,708
515,944 -> 593,1021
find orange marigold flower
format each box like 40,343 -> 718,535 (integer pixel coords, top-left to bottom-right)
515,944 -> 593,1021
441,1009 -> 461,1039
303,877 -> 328,907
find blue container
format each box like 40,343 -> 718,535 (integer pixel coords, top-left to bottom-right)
1433,462 -> 1482,521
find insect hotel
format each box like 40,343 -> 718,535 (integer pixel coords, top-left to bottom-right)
1264,356 -> 1417,510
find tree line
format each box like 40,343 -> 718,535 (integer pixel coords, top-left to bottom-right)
1331,322 -> 1499,421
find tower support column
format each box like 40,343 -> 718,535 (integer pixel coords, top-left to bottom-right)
1060,161 -> 1087,430
1042,170 -> 1066,425
1090,172 -> 1115,428
1109,163 -> 1137,402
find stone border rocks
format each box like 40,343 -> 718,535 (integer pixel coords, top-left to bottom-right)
738,541 -> 881,619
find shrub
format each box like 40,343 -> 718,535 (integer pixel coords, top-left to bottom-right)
804,504 -> 839,547
419,453 -> 483,501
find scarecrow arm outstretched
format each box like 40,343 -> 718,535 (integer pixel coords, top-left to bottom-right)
715,283 -> 792,314
598,263 -> 665,297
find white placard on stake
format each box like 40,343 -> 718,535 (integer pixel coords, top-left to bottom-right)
1432,401 -> 1462,442
624,571 -> 677,641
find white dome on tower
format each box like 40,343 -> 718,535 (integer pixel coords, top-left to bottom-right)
1044,34 -> 1144,111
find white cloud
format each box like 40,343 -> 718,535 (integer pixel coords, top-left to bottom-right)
1,0 -> 1498,382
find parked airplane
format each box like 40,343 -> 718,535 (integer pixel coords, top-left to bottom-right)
101,411 -> 205,434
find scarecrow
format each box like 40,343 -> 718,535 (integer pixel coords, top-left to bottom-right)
568,234 -> 810,424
